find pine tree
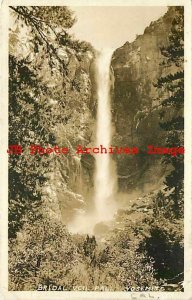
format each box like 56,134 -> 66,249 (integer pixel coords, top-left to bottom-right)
9,6 -> 94,238
156,7 -> 184,218
8,6 -> 77,238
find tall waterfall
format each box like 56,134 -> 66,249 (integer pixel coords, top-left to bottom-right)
93,49 -> 117,222
68,49 -> 117,234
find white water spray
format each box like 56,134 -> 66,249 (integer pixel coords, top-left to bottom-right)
68,49 -> 117,234
93,49 -> 117,222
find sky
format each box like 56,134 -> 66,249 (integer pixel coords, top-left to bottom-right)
69,6 -> 168,50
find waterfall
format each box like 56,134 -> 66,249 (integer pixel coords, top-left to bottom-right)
93,49 -> 117,222
68,49 -> 117,234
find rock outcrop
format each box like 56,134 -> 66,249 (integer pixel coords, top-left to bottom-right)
45,48 -> 96,224
46,7 -> 180,220
111,7 -> 178,193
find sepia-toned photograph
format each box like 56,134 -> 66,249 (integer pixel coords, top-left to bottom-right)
0,0 -> 191,299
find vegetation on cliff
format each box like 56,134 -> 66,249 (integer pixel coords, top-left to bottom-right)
9,6 -> 184,292
137,6 -> 184,287
155,6 -> 184,218
9,6 -> 93,239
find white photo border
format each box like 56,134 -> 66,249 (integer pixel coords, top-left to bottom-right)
0,0 -> 191,299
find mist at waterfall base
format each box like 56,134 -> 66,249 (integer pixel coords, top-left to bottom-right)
68,49 -> 118,234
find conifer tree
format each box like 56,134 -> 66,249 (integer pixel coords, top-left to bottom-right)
156,7 -> 184,218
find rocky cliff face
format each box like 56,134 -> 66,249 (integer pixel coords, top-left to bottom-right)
111,7 -> 177,193
43,48 -> 96,224
45,7 -> 179,221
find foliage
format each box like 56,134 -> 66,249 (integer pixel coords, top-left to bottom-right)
9,5 -> 93,239
10,6 -> 93,76
10,6 -> 73,76
139,215 -> 184,287
9,193 -> 184,291
155,7 -> 184,218
9,208 -> 79,290
8,5 -> 184,292
9,199 -> 159,291
95,228 -> 159,291
135,10 -> 185,282
9,54 -> 56,238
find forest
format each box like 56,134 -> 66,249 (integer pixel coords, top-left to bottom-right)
8,6 -> 184,292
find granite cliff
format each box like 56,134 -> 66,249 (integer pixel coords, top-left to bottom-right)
42,48 -> 96,223
48,7 -> 180,221
111,7 -> 178,194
